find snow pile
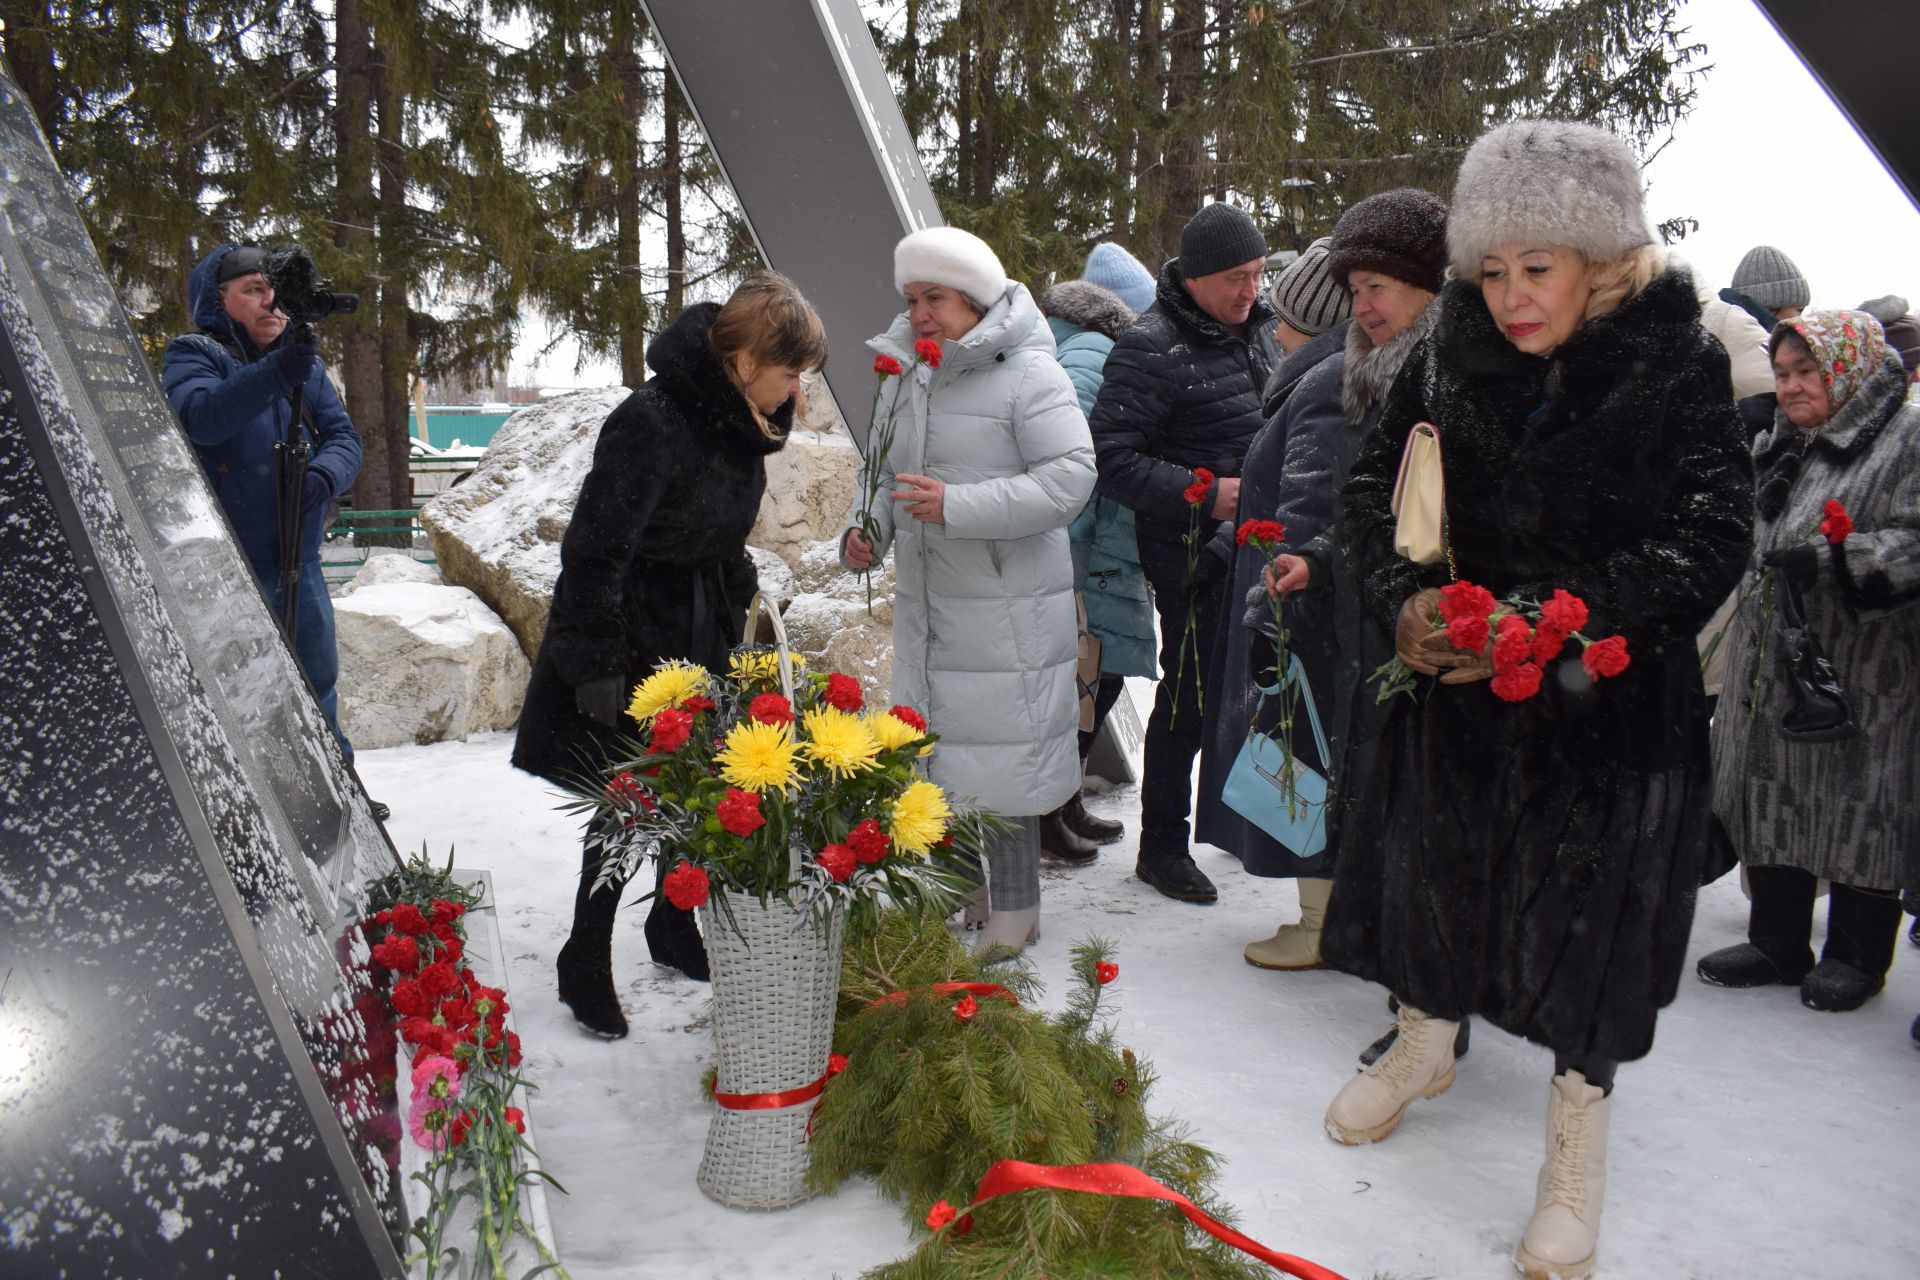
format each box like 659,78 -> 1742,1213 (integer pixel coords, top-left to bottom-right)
780,537 -> 894,702
347,547 -> 442,590
335,582 -> 531,749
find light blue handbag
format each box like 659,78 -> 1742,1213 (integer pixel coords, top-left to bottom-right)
1220,656 -> 1330,859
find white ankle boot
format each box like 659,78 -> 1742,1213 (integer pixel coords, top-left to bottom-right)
1324,1002 -> 1458,1144
1244,878 -> 1333,969
972,905 -> 1040,956
1514,1070 -> 1611,1280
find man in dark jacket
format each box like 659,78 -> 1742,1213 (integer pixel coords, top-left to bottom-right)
1088,203 -> 1277,903
163,244 -> 364,762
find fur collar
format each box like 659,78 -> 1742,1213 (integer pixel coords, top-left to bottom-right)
1153,258 -> 1277,346
1342,300 -> 1438,422
1754,354 -> 1909,520
1039,280 -> 1135,339
646,301 -> 792,457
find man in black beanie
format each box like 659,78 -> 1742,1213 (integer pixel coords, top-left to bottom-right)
1088,201 -> 1277,904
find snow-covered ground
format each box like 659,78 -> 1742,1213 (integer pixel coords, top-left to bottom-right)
360,721 -> 1920,1280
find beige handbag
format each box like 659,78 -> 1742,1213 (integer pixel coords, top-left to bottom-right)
1390,421 -> 1448,567
1075,593 -> 1102,732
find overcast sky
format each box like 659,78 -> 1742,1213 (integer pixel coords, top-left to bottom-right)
515,0 -> 1920,388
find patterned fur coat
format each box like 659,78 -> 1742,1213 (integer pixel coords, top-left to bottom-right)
1320,268 -> 1754,1062
1712,356 -> 1920,890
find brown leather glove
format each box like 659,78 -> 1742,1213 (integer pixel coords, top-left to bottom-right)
1437,641 -> 1495,685
1396,588 -> 1476,677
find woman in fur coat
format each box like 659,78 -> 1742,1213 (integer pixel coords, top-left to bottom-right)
1221,188 -> 1447,972
513,273 -> 828,1039
1316,121 -> 1753,1280
1701,309 -> 1920,1014
841,227 -> 1097,955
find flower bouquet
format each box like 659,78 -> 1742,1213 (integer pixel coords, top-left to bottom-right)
854,338 -> 943,613
569,600 -> 992,1208
1372,581 -> 1632,704
1171,466 -> 1215,724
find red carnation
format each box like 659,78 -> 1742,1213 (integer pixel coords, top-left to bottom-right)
650,706 -> 694,755
504,1106 -> 526,1135
887,704 -> 927,732
389,903 -> 429,936
1182,467 -> 1215,507
926,1200 -> 956,1230
1437,581 -> 1497,625
1538,588 -> 1589,636
1095,961 -> 1119,985
750,692 -> 794,726
683,694 -> 715,714
847,818 -> 891,864
505,1030 -> 523,1067
449,1111 -> 475,1148
914,337 -> 942,367
390,979 -> 429,1017
1582,634 -> 1632,680
604,771 -> 656,812
874,353 -> 903,377
1492,621 -> 1533,674
372,934 -> 420,974
662,860 -> 711,910
817,842 -> 856,882
715,788 -> 765,837
825,672 -> 864,712
418,961 -> 459,1000
1820,499 -> 1853,544
1446,614 -> 1491,653
428,899 -> 465,927
1531,624 -> 1569,665
1235,518 -> 1287,548
828,1052 -> 850,1076
953,993 -> 978,1022
1490,662 -> 1544,702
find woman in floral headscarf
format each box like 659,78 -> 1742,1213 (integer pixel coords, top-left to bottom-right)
1703,308 -> 1920,1015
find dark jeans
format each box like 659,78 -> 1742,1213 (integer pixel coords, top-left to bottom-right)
254,559 -> 351,763
1137,534 -> 1225,850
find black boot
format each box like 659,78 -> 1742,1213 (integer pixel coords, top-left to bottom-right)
1039,806 -> 1099,866
1359,1013 -> 1470,1067
1062,793 -> 1123,846
1135,843 -> 1217,903
1698,863 -> 1817,987
644,893 -> 710,982
558,842 -> 628,1038
1801,883 -> 1901,1012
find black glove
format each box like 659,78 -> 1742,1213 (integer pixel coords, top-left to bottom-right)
1763,542 -> 1820,593
301,469 -> 333,516
574,675 -> 625,728
276,338 -> 317,391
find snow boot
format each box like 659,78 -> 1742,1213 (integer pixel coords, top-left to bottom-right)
1325,1004 -> 1458,1144
1244,877 -> 1332,969
1800,883 -> 1901,1011
1136,845 -> 1218,903
643,893 -> 710,982
1514,1069 -> 1611,1280
1698,863 -> 1817,987
556,934 -> 627,1040
1062,793 -> 1124,845
972,905 -> 1041,957
1039,806 -> 1100,866
1360,1013 -> 1470,1068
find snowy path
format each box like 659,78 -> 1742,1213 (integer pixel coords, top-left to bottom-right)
360,731 -> 1920,1280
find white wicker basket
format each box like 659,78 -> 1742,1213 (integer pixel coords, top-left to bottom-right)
695,890 -> 847,1209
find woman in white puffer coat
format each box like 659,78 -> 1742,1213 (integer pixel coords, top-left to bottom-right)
841,227 -> 1097,953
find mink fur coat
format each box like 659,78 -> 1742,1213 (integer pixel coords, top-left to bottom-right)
1320,268 -> 1754,1062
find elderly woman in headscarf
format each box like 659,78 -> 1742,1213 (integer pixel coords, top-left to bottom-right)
1315,121 -> 1753,1280
1699,309 -> 1920,1016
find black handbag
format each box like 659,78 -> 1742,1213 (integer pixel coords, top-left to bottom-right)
1773,572 -> 1860,744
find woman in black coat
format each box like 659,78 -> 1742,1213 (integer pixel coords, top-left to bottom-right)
512,273 -> 828,1039
1316,123 -> 1752,1280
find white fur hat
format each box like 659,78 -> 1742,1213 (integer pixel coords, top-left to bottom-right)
894,226 -> 1009,310
1446,119 -> 1654,278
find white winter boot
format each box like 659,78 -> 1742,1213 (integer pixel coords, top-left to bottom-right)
1244,878 -> 1333,969
1514,1070 -> 1611,1280
1324,1003 -> 1458,1144
972,905 -> 1040,957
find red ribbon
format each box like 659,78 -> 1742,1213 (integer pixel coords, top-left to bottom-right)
948,1159 -> 1351,1280
864,981 -> 1020,1012
709,1069 -> 831,1112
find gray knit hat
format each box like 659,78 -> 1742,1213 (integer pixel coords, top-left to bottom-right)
1178,202 -> 1269,279
1268,237 -> 1351,335
1328,188 -> 1449,295
1446,119 -> 1654,278
1731,246 -> 1810,312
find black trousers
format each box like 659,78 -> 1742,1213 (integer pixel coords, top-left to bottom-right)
1077,673 -> 1126,761
1137,534 -> 1225,851
568,836 -> 704,973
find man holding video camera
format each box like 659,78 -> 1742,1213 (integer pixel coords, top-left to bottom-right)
163,243 -> 365,767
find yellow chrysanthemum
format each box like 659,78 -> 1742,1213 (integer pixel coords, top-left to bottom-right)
866,709 -> 925,754
800,707 -> 881,780
625,661 -> 710,727
715,719 -> 802,793
888,779 -> 951,855
727,649 -> 807,686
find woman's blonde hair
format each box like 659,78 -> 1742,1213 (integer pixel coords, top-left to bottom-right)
708,271 -> 829,438
1582,244 -> 1666,321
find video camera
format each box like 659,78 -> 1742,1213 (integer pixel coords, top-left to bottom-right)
261,243 -> 359,325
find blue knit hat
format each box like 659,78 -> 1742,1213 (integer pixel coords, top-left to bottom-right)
1083,242 -> 1156,314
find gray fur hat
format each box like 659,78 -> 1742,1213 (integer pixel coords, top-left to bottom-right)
1446,119 -> 1654,278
